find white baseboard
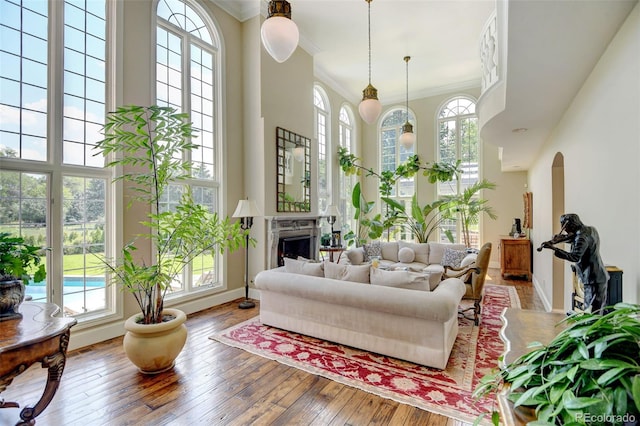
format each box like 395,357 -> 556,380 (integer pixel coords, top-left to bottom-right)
68,287 -> 247,351
532,274 -> 552,312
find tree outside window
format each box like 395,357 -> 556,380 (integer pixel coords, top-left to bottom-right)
437,97 -> 480,247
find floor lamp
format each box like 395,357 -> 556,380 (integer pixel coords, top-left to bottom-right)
233,199 -> 261,309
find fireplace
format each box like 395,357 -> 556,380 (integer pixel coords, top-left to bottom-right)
267,217 -> 320,268
278,235 -> 314,266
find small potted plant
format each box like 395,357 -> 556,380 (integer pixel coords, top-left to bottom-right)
0,232 -> 47,319
95,105 -> 247,373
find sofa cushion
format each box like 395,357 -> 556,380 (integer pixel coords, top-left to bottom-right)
380,241 -> 399,262
370,267 -> 430,291
363,241 -> 382,261
398,241 -> 429,265
324,261 -> 370,283
284,258 -> 324,277
442,248 -> 468,268
397,246 -> 415,263
345,247 -> 365,265
428,242 -> 466,264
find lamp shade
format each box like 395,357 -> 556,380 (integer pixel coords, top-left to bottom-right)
358,98 -> 382,125
261,16 -> 299,63
233,199 -> 261,218
399,122 -> 415,148
399,130 -> 416,148
324,205 -> 340,218
293,145 -> 305,162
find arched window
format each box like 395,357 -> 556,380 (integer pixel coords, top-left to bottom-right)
380,107 -> 416,241
0,0 -> 112,319
338,105 -> 356,235
314,85 -> 330,214
156,0 -> 223,294
437,96 -> 480,246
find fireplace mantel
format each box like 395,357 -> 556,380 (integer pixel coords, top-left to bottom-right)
265,216 -> 321,268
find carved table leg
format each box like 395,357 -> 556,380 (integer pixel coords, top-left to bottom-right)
16,330 -> 70,426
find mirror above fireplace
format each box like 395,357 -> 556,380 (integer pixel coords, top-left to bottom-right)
276,127 -> 311,212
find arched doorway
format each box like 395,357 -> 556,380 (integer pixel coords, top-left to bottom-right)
551,153 -> 565,311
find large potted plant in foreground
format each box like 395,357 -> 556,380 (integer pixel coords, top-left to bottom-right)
473,303 -> 640,425
95,105 -> 246,374
0,232 -> 47,319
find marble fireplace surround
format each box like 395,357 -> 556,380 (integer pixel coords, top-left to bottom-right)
266,216 -> 321,269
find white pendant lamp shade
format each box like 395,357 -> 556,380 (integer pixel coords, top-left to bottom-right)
359,96 -> 382,125
261,1 -> 299,63
293,145 -> 305,162
399,124 -> 416,148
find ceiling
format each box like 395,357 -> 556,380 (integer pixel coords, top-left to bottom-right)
212,0 -> 637,170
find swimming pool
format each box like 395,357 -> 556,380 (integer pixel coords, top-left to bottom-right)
26,277 -> 107,314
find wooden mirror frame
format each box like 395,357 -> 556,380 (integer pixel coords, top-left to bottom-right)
276,127 -> 311,212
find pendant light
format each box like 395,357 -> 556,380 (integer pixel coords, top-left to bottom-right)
261,0 -> 299,63
358,0 -> 382,125
399,55 -> 416,148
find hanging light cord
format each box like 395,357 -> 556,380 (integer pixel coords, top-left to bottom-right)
367,0 -> 372,85
405,56 -> 410,121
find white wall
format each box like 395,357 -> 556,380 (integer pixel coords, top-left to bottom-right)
529,3 -> 639,309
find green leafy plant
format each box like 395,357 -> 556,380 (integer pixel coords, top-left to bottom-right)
473,303 -> 640,426
382,195 -> 452,243
342,182 -> 384,247
440,179 -> 497,247
0,232 -> 47,284
338,147 -> 462,243
95,105 -> 247,324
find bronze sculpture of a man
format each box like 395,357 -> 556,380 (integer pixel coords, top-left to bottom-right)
539,213 -> 608,313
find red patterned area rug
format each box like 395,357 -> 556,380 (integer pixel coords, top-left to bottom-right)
210,284 -> 520,424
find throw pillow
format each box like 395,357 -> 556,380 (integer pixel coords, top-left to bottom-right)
324,261 -> 370,283
441,248 -> 467,268
363,240 -> 382,262
398,241 -> 429,265
397,247 -> 415,263
284,257 -> 324,277
369,268 -> 430,291
345,247 -> 365,265
428,242 -> 466,264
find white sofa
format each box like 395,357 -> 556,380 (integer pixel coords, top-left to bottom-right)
254,266 -> 467,369
345,241 -> 477,290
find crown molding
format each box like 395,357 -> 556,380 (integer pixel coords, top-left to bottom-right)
209,0 -> 261,22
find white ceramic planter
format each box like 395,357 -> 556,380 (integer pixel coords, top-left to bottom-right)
123,308 -> 188,374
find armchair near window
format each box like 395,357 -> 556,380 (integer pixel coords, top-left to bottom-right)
443,242 -> 492,326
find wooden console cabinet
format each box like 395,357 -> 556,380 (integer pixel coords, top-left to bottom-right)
500,237 -> 531,280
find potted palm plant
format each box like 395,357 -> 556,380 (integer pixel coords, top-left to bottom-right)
0,232 -> 47,319
95,105 -> 246,374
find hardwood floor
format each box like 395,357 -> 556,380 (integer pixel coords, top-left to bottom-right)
1,268 -> 543,426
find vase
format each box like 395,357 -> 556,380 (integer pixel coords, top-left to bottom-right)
0,279 -> 25,320
122,308 -> 188,374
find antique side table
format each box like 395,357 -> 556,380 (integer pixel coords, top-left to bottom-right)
0,302 -> 77,425
319,246 -> 345,263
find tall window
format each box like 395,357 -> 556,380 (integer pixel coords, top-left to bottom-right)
380,108 -> 415,240
156,0 -> 222,295
314,85 -> 330,215
338,105 -> 356,235
437,96 -> 479,246
0,0 -> 111,318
